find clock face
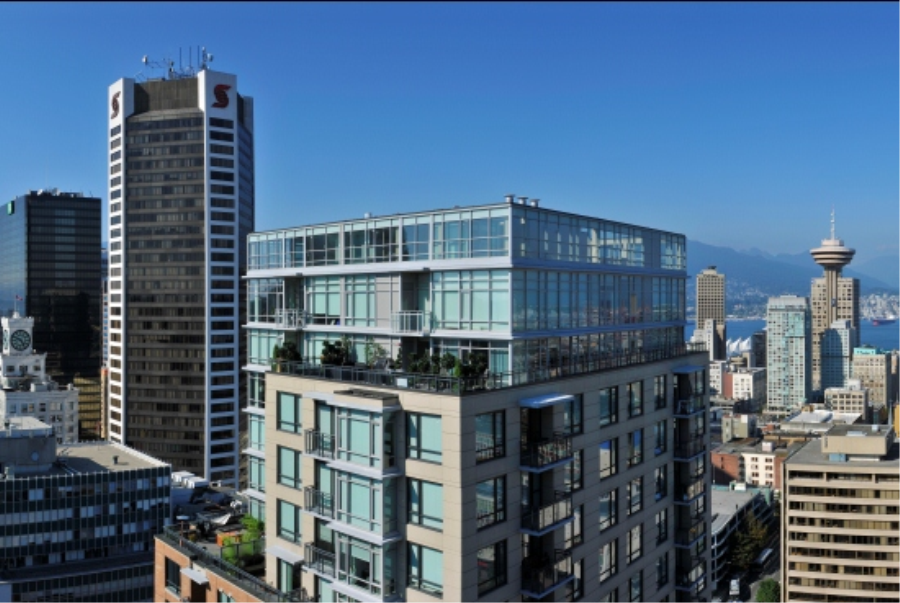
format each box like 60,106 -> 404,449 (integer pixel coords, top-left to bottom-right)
10,330 -> 30,352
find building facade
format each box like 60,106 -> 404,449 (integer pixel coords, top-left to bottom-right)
781,425 -> 899,602
766,296 -> 811,417
851,346 -> 892,408
820,319 -> 855,391
824,381 -> 870,422
809,216 -> 859,393
696,267 -> 726,361
0,190 -> 102,440
0,313 -> 78,444
0,417 -> 171,602
107,66 -> 254,486
242,200 -> 711,602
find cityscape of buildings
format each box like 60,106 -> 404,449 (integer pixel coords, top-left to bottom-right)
0,40 -> 896,603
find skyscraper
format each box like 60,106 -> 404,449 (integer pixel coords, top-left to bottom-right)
107,60 -> 254,486
810,212 -> 859,392
766,295 -> 811,416
820,319 -> 855,390
696,266 -> 726,361
0,189 -> 102,439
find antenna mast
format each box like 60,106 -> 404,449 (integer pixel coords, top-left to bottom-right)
135,47 -> 214,82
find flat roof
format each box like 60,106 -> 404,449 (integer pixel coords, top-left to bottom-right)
55,442 -> 169,474
711,488 -> 758,534
786,437 -> 899,468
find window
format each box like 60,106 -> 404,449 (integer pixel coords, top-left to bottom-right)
654,375 -> 667,409
408,413 -> 442,463
277,499 -> 302,543
599,488 -> 617,531
656,552 -> 669,589
277,392 -> 301,433
165,557 -> 181,595
565,504 -> 583,548
630,570 -> 643,602
408,543 -> 443,596
409,478 -> 443,530
477,540 -> 507,596
655,466 -> 667,501
278,446 -> 302,490
598,587 -> 618,603
599,539 -> 617,583
476,476 -> 506,529
277,558 -> 302,593
218,591 -> 236,603
628,429 -> 642,468
599,386 -> 618,426
599,438 -> 617,479
654,420 -> 667,455
564,395 -> 583,435
655,509 -> 668,543
627,381 -> 643,417
627,524 -> 642,563
627,477 -> 642,515
248,457 -> 265,492
566,449 -> 583,492
567,558 -> 584,601
249,414 -> 265,451
475,411 -> 505,462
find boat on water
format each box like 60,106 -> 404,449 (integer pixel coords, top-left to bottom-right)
871,316 -> 897,326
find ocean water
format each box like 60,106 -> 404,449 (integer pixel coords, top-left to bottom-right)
723,319 -> 899,352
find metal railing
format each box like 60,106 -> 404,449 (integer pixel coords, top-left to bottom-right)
268,343 -> 707,395
274,309 -> 309,329
520,432 -> 573,469
674,394 -> 706,416
304,543 -> 336,578
521,490 -> 573,533
158,526 -> 306,602
304,486 -> 334,519
304,429 -> 335,460
674,479 -> 706,502
521,549 -> 573,596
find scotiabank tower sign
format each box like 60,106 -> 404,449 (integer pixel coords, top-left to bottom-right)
212,84 -> 230,109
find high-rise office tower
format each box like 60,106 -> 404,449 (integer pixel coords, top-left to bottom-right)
766,295 -> 811,416
852,346 -> 892,408
696,266 -> 726,361
201,199 -> 713,603
820,319 -> 856,390
107,60 -> 254,486
0,189 -> 102,440
810,212 -> 859,392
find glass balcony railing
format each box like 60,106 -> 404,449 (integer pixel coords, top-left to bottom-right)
673,440 -> 707,460
521,550 -> 574,598
521,490 -> 573,533
674,479 -> 706,503
390,310 -> 431,334
520,432 -> 573,470
274,309 -> 309,329
675,523 -> 706,548
674,395 -> 706,416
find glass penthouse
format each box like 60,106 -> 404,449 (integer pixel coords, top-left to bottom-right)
240,198 -> 710,603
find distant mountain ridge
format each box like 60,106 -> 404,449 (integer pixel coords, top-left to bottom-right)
686,240 -> 898,296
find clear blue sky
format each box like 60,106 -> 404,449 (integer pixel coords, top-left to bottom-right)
1,2 -> 896,263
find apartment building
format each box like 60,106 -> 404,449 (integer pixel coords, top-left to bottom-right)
239,199 -> 710,602
781,424 -> 900,602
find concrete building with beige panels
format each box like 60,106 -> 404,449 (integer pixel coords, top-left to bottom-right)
242,199 -> 710,602
781,424 -> 900,602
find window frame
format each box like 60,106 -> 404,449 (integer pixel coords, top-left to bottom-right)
277,392 -> 302,433
408,542 -> 444,597
408,477 -> 444,531
476,475 -> 507,530
408,413 -> 442,463
277,446 -> 302,490
475,410 -> 505,463
477,540 -> 508,596
599,386 -> 618,427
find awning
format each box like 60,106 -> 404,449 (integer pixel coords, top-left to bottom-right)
519,393 -> 575,409
672,364 -> 705,374
266,545 -> 304,565
180,567 -> 209,585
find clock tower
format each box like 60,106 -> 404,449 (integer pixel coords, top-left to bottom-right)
2,312 -> 35,355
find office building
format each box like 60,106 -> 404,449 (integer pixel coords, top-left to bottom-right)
0,416 -> 171,602
820,319 -> 855,390
0,313 -> 78,444
0,189 -> 102,440
240,199 -> 710,602
750,330 -> 766,368
101,247 -> 109,367
809,213 -> 859,392
781,424 -> 899,602
696,266 -> 726,361
851,346 -> 892,408
107,60 -> 255,486
824,380 -> 870,422
766,296 -> 811,417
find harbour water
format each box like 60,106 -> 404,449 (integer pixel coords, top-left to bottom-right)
722,319 -> 899,352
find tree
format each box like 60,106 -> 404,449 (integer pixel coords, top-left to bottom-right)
756,578 -> 779,602
730,509 -> 769,572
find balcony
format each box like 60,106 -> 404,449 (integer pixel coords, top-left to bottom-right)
520,432 -> 573,471
304,429 -> 335,460
157,526 -> 308,602
391,310 -> 431,334
304,486 -> 334,519
304,543 -> 336,579
673,440 -> 707,460
274,309 -> 309,329
675,523 -> 706,548
674,395 -> 706,417
675,569 -> 707,599
521,550 -> 574,599
521,490 -> 574,535
674,478 -> 706,503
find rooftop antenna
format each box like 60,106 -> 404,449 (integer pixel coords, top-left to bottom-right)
830,206 -> 835,240
136,47 -> 213,81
